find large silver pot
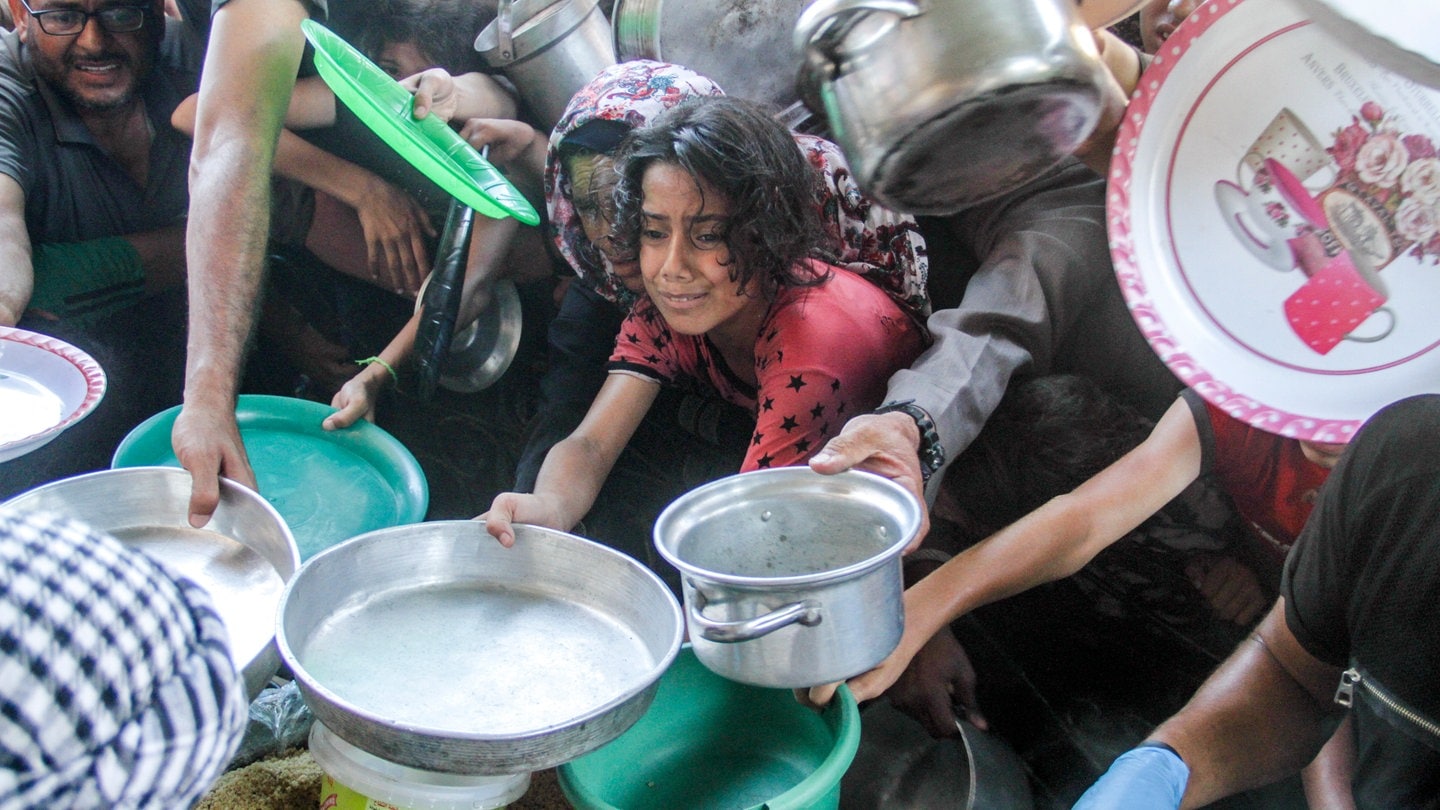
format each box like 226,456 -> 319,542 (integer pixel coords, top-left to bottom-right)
276,520 -> 682,775
475,0 -> 616,131
794,0 -> 1109,213
654,468 -> 921,689
1,467 -> 300,699
612,0 -> 817,124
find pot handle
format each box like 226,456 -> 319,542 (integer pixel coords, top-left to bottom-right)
495,0 -> 515,61
793,0 -> 923,60
689,589 -> 824,643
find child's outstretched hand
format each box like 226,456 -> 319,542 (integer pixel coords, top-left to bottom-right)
478,492 -> 571,548
323,368 -> 383,431
1186,554 -> 1267,626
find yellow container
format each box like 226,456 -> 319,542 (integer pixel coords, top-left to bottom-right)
311,722 -> 529,810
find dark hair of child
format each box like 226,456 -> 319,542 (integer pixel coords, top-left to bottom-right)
609,95 -> 836,302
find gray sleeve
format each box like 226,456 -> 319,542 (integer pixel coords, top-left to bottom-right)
885,159 -> 1131,472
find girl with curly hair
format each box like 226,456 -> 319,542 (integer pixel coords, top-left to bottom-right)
483,95 -> 927,548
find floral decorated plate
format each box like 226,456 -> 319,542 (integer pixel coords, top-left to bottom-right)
1108,0 -> 1440,441
1289,0 -> 1440,88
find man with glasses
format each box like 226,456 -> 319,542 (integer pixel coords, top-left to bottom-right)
0,0 -> 200,495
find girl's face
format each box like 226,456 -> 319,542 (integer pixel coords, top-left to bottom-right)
566,153 -> 642,293
638,162 -> 765,343
377,41 -> 433,80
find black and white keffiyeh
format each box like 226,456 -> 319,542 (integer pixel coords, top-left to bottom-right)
0,510 -> 247,809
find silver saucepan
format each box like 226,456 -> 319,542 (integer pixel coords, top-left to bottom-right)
654,468 -> 921,689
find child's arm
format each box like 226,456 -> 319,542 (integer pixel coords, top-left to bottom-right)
174,86 -> 435,295
405,69 -> 519,130
171,76 -> 337,136
323,313 -> 417,430
482,372 -> 660,546
826,397 -> 1205,704
272,128 -> 435,295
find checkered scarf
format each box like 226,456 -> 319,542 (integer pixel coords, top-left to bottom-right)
0,510 -> 247,809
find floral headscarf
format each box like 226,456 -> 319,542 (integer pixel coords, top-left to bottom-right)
545,61 -> 724,306
545,60 -> 929,317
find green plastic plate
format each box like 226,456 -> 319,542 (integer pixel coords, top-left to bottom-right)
300,19 -> 539,225
112,395 -> 429,561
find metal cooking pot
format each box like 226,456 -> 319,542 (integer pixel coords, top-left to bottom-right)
840,702 -> 1034,809
277,521 -> 682,775
475,0 -> 616,131
654,468 -> 921,689
794,0 -> 1109,213
612,0 -> 818,125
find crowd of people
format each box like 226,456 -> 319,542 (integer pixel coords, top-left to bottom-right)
1,0 -> 1436,807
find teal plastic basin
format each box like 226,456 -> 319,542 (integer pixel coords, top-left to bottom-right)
112,395 -> 427,561
559,647 -> 860,810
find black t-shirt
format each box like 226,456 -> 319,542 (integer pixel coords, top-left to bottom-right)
1282,394 -> 1440,809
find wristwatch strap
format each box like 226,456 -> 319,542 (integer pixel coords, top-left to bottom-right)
873,399 -> 946,482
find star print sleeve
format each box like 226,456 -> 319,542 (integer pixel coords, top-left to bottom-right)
608,300 -> 679,384
741,267 -> 927,472
742,365 -> 852,471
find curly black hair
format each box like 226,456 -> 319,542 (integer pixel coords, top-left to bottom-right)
608,96 -> 835,302
351,0 -> 494,77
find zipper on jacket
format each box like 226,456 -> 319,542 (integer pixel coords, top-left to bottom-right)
1335,667 -> 1440,740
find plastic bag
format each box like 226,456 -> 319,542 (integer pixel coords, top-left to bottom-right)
229,679 -> 315,768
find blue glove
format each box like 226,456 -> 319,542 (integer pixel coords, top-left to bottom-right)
1073,743 -> 1189,810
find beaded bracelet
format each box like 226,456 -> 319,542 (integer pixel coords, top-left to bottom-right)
356,356 -> 398,387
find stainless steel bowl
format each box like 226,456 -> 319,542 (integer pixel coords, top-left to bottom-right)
276,520 -> 683,774
0,467 -> 300,698
439,279 -> 523,394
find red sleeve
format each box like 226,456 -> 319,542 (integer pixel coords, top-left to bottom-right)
608,299 -> 679,384
742,267 -> 925,471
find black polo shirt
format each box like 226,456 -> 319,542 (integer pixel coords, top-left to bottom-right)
0,19 -> 201,245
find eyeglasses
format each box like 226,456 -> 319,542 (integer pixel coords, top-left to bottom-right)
19,0 -> 149,36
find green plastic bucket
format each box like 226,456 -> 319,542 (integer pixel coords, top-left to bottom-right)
558,646 -> 860,810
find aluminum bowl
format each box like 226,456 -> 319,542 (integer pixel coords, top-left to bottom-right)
276,520 -> 683,775
0,467 -> 300,698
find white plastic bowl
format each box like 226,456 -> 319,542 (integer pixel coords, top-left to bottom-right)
0,327 -> 105,462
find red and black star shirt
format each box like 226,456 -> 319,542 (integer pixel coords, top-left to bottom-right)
609,261 -> 927,472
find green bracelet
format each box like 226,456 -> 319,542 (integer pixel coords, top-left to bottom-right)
356,356 -> 398,387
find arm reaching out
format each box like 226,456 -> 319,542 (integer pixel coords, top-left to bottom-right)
832,398 -> 1204,705
481,373 -> 658,546
178,0 -> 309,525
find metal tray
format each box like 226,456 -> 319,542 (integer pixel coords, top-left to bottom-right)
277,520 -> 683,775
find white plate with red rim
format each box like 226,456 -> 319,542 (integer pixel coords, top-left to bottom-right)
1108,0 -> 1440,442
0,327 -> 106,462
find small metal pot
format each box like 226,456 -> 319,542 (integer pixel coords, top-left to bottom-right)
475,0 -> 616,131
654,468 -> 921,688
793,0 -> 1109,213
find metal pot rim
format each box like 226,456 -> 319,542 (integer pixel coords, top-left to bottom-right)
275,522 -> 683,746
653,468 -> 920,587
